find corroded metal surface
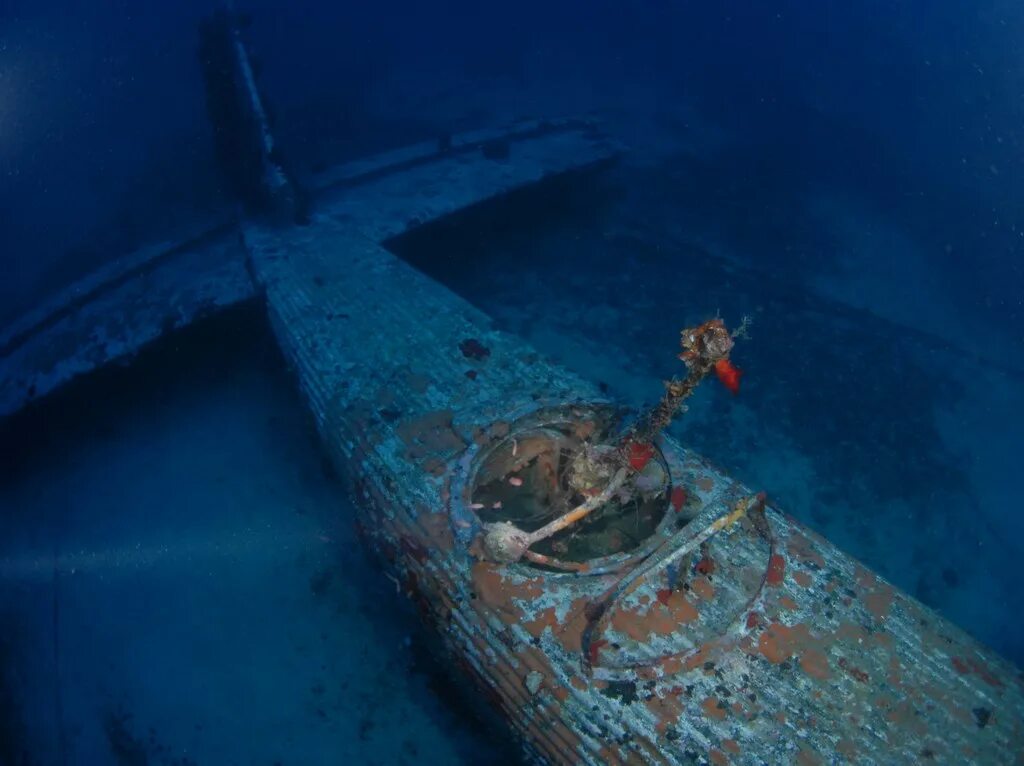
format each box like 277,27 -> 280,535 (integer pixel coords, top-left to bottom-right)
246,125 -> 1024,763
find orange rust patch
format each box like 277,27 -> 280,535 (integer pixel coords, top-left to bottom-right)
864,586 -> 895,620
661,656 -> 684,675
800,648 -> 831,680
646,692 -> 683,735
833,622 -> 868,646
397,410 -> 466,463
778,596 -> 798,611
796,747 -> 823,766
709,749 -> 728,766
523,607 -> 559,639
692,577 -> 716,601
951,656 -> 1005,688
793,570 -> 812,588
570,675 -> 588,691
785,532 -> 827,569
414,506 -> 455,552
552,686 -> 570,702
702,696 -> 728,721
766,554 -> 786,586
758,622 -> 813,664
722,739 -> 740,755
470,562 -> 544,619
614,591 -> 699,641
854,564 -> 877,590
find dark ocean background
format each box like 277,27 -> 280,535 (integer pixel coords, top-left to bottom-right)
1,1 -> 1022,763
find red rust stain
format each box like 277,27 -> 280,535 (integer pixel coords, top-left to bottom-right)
745,611 -> 760,630
627,441 -> 655,471
570,675 -> 587,691
709,749 -> 728,766
702,697 -> 728,721
670,486 -> 687,512
552,686 -> 570,702
588,638 -> 609,665
793,570 -> 812,588
692,577 -> 716,601
722,739 -> 740,755
694,555 -> 716,576
656,588 -> 672,606
766,554 -> 786,586
800,648 -> 831,680
837,657 -> 870,683
950,656 -> 1005,688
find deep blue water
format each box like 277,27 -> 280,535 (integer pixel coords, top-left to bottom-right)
1,2 -> 1022,763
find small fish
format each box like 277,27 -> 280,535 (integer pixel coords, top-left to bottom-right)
508,476 -> 523,487
714,358 -> 742,395
492,501 -> 503,509
470,502 -> 485,510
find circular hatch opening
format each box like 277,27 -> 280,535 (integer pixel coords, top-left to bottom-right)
469,412 -> 670,566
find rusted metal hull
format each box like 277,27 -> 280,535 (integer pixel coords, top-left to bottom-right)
242,130 -> 1024,762
3,120 -> 1021,763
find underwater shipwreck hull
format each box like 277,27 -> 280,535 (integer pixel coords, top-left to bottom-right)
2,119 -> 1022,763
0,118 -> 611,420
243,139 -> 1024,761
